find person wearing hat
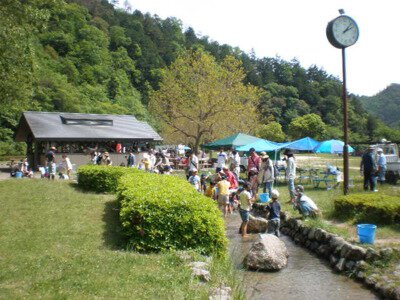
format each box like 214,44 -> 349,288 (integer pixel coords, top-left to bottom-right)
258,153 -> 274,198
266,189 -> 281,237
101,151 -> 112,166
360,146 -> 377,191
247,147 -> 261,180
284,149 -> 296,203
376,148 -> 387,185
294,185 -> 320,218
46,146 -> 57,180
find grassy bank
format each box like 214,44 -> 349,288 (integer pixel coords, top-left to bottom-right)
0,179 -> 242,299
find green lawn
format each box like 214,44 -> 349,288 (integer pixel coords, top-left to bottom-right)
272,154 -> 400,243
0,179 -> 242,299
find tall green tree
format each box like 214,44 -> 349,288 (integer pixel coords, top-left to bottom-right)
149,49 -> 261,151
256,122 -> 286,142
288,113 -> 327,140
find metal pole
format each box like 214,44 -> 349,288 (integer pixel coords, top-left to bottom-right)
342,48 -> 349,195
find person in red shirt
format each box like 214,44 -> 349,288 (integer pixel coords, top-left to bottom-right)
247,147 -> 261,180
223,167 -> 238,189
223,167 -> 239,214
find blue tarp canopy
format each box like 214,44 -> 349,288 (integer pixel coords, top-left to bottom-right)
314,139 -> 354,154
202,133 -> 263,150
236,139 -> 283,152
282,137 -> 320,151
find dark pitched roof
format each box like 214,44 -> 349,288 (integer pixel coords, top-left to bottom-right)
15,111 -> 163,142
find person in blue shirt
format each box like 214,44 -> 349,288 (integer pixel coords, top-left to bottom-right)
376,148 -> 387,185
266,189 -> 281,237
360,146 -> 377,191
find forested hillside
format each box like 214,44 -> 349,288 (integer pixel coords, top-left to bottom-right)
1,0 -> 399,155
359,84 -> 400,127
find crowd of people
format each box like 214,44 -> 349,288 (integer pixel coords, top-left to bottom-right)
182,147 -> 321,238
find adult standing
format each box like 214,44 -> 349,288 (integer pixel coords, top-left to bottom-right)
229,150 -> 241,179
216,148 -> 228,173
127,151 -> 136,168
360,146 -> 377,191
46,146 -> 56,180
247,148 -> 261,180
258,153 -> 275,198
284,149 -> 296,203
188,151 -> 199,178
376,148 -> 387,185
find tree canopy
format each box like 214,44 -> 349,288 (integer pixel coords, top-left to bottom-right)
149,49 -> 260,151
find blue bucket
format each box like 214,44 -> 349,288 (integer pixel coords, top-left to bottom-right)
259,193 -> 270,203
15,171 -> 23,179
357,224 -> 377,244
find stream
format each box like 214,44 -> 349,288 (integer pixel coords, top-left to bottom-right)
226,213 -> 378,300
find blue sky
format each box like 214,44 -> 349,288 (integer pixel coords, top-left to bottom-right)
125,0 -> 400,96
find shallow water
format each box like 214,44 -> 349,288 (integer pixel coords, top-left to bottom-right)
226,214 -> 378,300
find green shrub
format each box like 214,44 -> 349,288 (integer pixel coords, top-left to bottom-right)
77,165 -> 142,193
334,193 -> 400,225
118,173 -> 227,256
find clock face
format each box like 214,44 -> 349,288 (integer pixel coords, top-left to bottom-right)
331,16 -> 359,48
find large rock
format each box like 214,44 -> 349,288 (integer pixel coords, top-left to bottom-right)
243,234 -> 289,271
246,215 -> 269,233
345,245 -> 367,261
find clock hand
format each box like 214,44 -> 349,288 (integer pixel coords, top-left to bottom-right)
343,25 -> 353,34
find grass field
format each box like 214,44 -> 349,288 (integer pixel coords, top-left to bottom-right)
275,154 -> 400,244
0,180 -> 242,299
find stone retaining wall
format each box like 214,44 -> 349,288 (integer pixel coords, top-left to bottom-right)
279,212 -> 400,300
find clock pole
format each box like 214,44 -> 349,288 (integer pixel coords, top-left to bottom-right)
342,48 -> 349,195
326,10 -> 359,195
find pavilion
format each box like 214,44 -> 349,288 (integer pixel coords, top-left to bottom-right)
15,111 -> 162,168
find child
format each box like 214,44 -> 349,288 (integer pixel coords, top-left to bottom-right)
205,182 -> 216,199
294,185 -> 321,219
216,174 -> 231,217
188,169 -> 201,192
200,173 -> 208,193
238,183 -> 253,238
266,189 -> 281,237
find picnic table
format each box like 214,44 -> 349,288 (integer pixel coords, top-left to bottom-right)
312,172 -> 336,189
297,168 -> 320,184
199,157 -> 211,169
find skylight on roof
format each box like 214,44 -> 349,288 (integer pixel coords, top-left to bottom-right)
60,116 -> 113,126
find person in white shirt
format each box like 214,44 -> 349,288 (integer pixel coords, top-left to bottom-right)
284,149 -> 296,203
216,148 -> 228,173
294,185 -> 320,218
62,154 -> 73,179
229,150 -> 241,179
188,152 -> 199,177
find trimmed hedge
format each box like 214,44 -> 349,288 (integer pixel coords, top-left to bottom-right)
334,193 -> 400,225
77,165 -> 142,193
118,173 -> 228,256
